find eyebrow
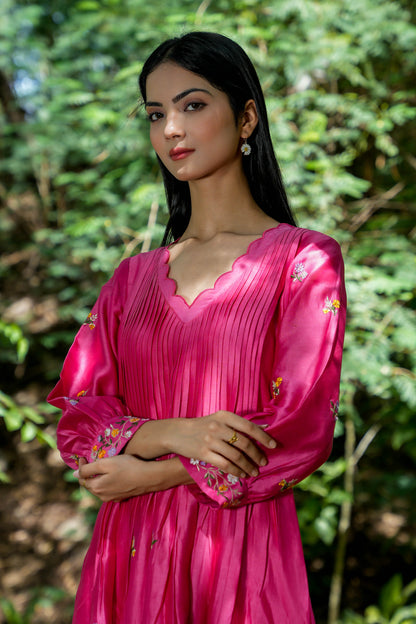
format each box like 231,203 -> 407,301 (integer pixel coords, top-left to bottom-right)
145,88 -> 212,108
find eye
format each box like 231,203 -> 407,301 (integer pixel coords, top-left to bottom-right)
147,111 -> 163,122
185,102 -> 206,112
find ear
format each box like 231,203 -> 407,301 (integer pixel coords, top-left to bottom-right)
240,99 -> 258,139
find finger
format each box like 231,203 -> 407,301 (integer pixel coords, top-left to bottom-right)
219,441 -> 262,477
79,460 -> 107,479
205,441 -> 258,478
226,430 -> 268,468
223,412 -> 276,448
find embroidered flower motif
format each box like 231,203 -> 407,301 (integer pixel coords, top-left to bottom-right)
151,533 -> 158,549
91,416 -> 149,461
65,390 -> 87,406
65,397 -> 79,406
279,478 -> 297,491
83,312 -> 97,330
272,377 -> 282,399
291,262 -> 308,282
323,297 -> 340,315
131,537 -> 136,557
71,454 -> 80,466
227,474 -> 240,485
330,400 -> 340,420
191,460 -> 243,506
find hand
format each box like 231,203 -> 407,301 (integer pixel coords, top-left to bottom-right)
74,455 -> 192,502
163,410 -> 276,478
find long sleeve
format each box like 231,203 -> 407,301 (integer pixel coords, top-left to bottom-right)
48,259 -> 148,469
180,234 -> 346,508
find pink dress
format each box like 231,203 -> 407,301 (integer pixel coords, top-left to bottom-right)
48,224 -> 346,624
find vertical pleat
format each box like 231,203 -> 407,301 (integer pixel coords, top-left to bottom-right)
77,224 -> 316,624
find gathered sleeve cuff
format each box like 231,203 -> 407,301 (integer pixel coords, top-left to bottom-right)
48,259 -> 148,469
181,233 -> 346,508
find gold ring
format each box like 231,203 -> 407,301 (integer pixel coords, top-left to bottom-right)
228,431 -> 238,445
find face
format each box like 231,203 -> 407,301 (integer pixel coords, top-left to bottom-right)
145,62 -> 244,182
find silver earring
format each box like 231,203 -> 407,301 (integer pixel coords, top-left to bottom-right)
241,140 -> 251,156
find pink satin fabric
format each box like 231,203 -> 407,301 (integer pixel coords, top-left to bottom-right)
48,224 -> 346,623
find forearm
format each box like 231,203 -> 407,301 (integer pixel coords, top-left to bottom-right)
149,456 -> 194,491
124,418 -> 184,459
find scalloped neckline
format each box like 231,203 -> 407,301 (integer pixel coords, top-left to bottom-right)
158,224 -> 284,318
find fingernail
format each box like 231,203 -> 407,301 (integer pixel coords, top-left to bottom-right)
260,458 -> 267,466
240,472 -> 246,478
269,440 -> 277,448
73,470 -> 79,478
251,469 -> 258,477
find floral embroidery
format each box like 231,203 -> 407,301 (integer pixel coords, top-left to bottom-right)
190,459 -> 243,506
151,533 -> 158,549
279,478 -> 297,491
91,416 -> 149,461
71,454 -> 80,466
323,297 -> 340,315
272,377 -> 282,398
131,537 -> 136,557
64,389 -> 87,406
83,312 -> 97,329
330,400 -> 339,420
291,262 -> 308,282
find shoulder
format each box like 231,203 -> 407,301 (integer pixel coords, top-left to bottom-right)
111,246 -> 164,285
277,224 -> 343,264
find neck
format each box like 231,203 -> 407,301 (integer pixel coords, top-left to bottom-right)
183,167 -> 271,242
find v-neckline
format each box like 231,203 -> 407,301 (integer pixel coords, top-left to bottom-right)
157,224 -> 284,322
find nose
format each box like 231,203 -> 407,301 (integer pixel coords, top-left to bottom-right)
164,111 -> 185,140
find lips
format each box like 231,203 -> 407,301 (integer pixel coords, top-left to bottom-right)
169,147 -> 195,161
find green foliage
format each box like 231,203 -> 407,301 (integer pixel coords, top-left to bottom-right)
0,320 -> 29,364
0,391 -> 57,448
0,587 -> 68,624
340,575 -> 416,624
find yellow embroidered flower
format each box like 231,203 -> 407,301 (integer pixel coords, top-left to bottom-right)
92,445 -> 98,451
98,449 -> 106,458
129,417 -> 139,423
76,390 -> 87,397
83,312 -> 97,330
111,428 -> 119,438
131,537 -> 136,557
272,377 -> 282,398
323,297 -> 340,315
218,484 -> 229,492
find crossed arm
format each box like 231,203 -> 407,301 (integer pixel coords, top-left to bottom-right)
75,410 -> 276,502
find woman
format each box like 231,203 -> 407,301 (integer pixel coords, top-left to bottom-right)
49,32 -> 346,623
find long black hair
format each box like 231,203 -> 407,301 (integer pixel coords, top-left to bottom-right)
139,32 -> 296,244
